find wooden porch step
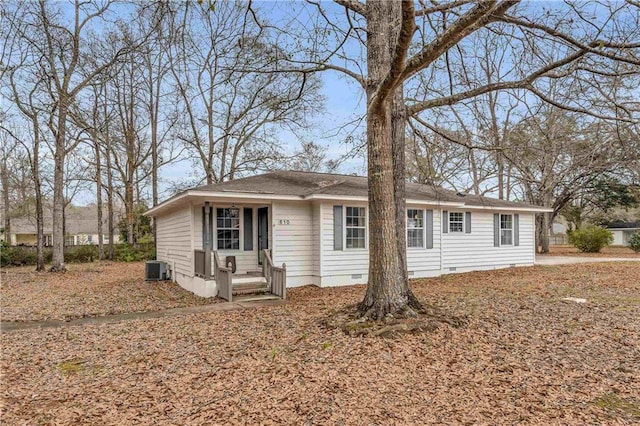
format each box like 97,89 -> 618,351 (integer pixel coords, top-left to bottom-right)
232,275 -> 267,285
233,293 -> 282,303
232,282 -> 269,296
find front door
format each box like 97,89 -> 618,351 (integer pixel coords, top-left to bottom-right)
257,207 -> 269,265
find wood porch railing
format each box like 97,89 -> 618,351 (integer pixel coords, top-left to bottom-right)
262,248 -> 286,299
214,251 -> 233,301
194,249 -> 207,278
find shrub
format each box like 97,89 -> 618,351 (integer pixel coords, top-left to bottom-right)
0,240 -> 9,266
629,231 -> 640,253
568,225 -> 613,253
0,244 -> 37,267
114,243 -> 155,262
65,245 -> 98,263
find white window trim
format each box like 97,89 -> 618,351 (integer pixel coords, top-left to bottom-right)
448,211 -> 465,233
215,206 -> 242,251
344,205 -> 367,250
406,208 -> 425,249
500,213 -> 514,246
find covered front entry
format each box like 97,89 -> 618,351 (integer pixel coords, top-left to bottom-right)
193,201 -> 285,301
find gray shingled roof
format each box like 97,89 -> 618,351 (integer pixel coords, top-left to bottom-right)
186,170 -> 543,210
9,204 -> 120,234
606,221 -> 640,229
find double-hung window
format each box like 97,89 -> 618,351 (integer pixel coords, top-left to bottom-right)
217,208 -> 240,250
449,212 -> 464,233
407,209 -> 424,248
345,206 -> 366,249
500,214 -> 513,245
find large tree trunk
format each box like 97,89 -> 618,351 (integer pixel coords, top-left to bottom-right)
95,135 -> 104,260
359,0 -> 412,319
125,178 -> 134,246
106,152 -> 115,260
1,156 -> 10,244
540,212 -> 551,253
50,105 -> 67,272
33,130 -> 45,271
104,86 -> 115,260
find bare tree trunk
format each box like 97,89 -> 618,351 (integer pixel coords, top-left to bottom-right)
32,126 -> 45,270
51,104 -> 68,271
358,0 -> 408,319
540,211 -> 551,253
1,156 -> 10,244
94,135 -> 104,260
106,150 -> 115,259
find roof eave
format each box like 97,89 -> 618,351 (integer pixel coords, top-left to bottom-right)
145,190 -> 304,216
147,189 -> 553,216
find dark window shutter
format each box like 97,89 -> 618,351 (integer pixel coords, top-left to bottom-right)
493,213 -> 500,247
514,213 -> 520,246
465,212 -> 472,233
442,210 -> 448,234
243,208 -> 253,251
201,206 -> 206,249
209,207 -> 213,249
333,205 -> 343,250
426,209 -> 434,249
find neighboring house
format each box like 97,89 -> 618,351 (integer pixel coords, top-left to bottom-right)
549,217 -> 569,245
606,221 -> 640,246
6,204 -> 120,246
147,171 -> 551,300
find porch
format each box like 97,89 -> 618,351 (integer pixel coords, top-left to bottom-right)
194,248 -> 286,302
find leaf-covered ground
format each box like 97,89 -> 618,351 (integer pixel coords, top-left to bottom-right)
2,263 -> 639,424
1,262 -> 217,322
543,245 -> 640,258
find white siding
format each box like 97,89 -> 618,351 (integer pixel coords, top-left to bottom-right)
272,201 -> 316,286
611,230 -> 624,246
406,205 -> 442,275
155,198 -> 538,295
156,205 -> 193,278
319,202 -> 443,286
320,201 -> 369,278
441,211 -> 535,271
312,202 -> 322,277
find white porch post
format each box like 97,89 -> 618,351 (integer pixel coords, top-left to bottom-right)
204,202 -> 212,279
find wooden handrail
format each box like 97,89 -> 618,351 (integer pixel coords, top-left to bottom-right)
262,248 -> 286,299
262,248 -> 273,289
214,251 -> 233,301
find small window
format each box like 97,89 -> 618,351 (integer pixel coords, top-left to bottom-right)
449,212 -> 464,233
500,214 -> 513,245
407,209 -> 424,248
87,235 -> 93,244
65,235 -> 75,246
216,208 -> 240,250
345,206 -> 366,249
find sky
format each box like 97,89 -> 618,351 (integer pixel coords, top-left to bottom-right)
8,0 -> 638,206
158,1 -> 371,199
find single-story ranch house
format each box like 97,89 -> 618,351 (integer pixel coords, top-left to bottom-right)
606,221 -> 640,246
146,171 -> 551,301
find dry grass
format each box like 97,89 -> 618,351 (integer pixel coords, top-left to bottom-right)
0,262 -> 217,322
543,244 -> 640,258
2,263 -> 639,424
